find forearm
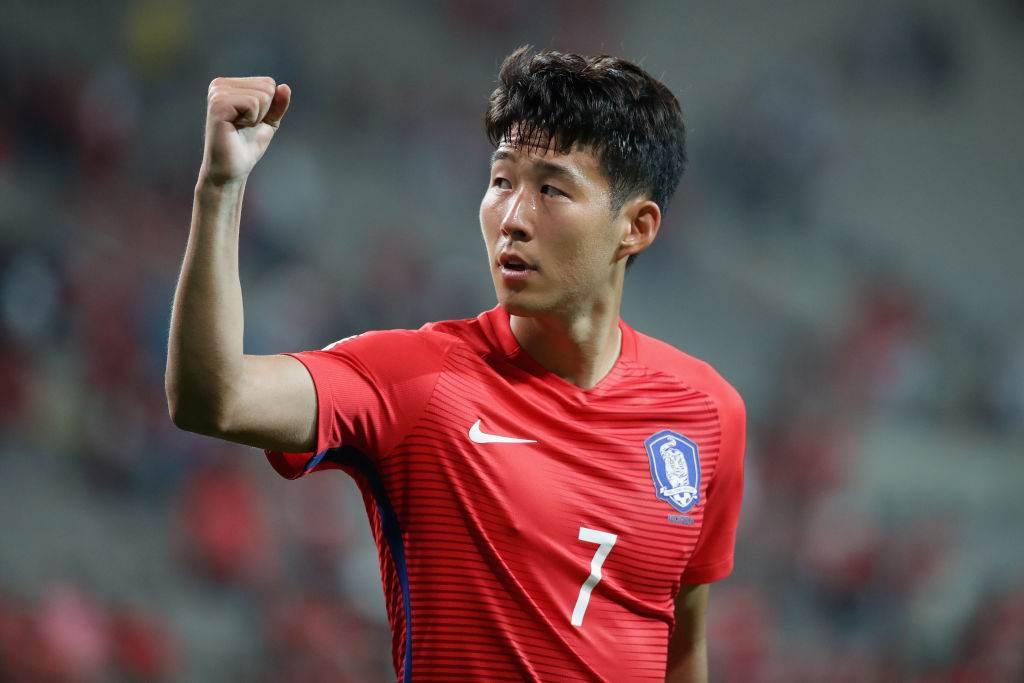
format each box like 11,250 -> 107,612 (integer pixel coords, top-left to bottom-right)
165,177 -> 248,433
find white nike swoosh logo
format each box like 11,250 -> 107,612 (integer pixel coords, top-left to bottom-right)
469,419 -> 536,444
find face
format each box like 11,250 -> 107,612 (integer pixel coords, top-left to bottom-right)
479,141 -> 634,319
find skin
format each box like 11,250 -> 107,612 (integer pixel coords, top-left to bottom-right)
481,141 -> 709,681
165,77 -> 317,452
166,77 -> 710,682
667,584 -> 710,682
480,140 -> 660,389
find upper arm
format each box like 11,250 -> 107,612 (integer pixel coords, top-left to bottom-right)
679,384 -> 746,585
217,353 -> 317,453
666,583 -> 709,683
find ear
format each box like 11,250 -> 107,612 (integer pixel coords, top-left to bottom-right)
616,198 -> 661,260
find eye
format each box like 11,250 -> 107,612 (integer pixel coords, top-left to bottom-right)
493,177 -> 511,189
540,184 -> 564,197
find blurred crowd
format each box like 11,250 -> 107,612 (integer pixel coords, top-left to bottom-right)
1,0 -> 1022,681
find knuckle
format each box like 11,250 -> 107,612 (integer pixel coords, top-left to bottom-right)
204,77 -> 276,116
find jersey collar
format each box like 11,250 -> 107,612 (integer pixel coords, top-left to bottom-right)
478,305 -> 638,392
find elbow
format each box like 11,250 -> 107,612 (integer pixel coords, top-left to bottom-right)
165,379 -> 232,437
166,389 -> 207,435
166,395 -> 202,434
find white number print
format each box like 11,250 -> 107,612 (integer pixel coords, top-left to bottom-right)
571,527 -> 618,627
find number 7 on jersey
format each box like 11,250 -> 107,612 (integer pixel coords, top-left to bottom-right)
571,527 -> 618,627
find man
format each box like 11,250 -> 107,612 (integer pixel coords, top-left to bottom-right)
167,46 -> 745,682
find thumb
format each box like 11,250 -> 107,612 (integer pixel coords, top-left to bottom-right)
264,84 -> 291,129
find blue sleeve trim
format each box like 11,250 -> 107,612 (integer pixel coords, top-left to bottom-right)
302,450 -> 329,473
319,447 -> 412,683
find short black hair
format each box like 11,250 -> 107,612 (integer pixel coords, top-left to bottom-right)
485,46 -> 687,219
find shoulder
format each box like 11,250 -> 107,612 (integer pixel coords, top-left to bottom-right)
631,330 -> 745,420
418,313 -> 489,343
317,314 -> 486,368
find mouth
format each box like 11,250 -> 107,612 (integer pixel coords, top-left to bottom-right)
497,251 -> 536,282
498,252 -> 534,271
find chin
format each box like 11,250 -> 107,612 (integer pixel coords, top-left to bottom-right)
499,302 -> 534,318
497,295 -> 555,319
493,280 -> 563,318
497,297 -> 529,316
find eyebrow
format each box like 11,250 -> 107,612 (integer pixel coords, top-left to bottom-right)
490,150 -> 582,185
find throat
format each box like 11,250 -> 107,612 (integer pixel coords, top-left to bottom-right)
509,313 -> 622,389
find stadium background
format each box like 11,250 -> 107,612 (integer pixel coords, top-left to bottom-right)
1,0 -> 1022,680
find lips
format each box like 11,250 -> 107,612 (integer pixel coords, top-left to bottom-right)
498,251 -> 534,271
497,250 -> 536,283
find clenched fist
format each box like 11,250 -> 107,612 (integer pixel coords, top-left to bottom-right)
200,77 -> 291,186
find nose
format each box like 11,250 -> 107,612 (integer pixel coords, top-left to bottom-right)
500,187 -> 535,241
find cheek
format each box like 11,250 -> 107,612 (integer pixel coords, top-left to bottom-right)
555,237 -> 595,281
564,219 -> 619,278
479,195 -> 499,238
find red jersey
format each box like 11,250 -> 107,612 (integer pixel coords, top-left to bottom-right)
267,306 -> 745,682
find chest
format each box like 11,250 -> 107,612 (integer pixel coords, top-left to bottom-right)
381,361 -> 723,594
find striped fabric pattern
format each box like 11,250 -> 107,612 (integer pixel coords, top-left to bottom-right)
267,307 -> 745,682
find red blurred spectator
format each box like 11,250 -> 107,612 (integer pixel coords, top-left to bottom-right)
757,408 -> 850,518
108,608 -> 177,681
951,576 -> 1024,682
178,457 -> 271,585
34,582 -> 111,681
264,590 -> 390,683
707,585 -> 772,681
832,278 -> 930,412
801,501 -> 882,600
0,337 -> 29,434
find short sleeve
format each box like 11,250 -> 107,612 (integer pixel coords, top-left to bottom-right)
680,384 -> 746,584
265,329 -> 450,479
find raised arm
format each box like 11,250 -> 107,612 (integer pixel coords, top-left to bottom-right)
166,77 -> 317,453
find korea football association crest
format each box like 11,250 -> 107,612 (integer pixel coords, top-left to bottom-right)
645,430 -> 701,513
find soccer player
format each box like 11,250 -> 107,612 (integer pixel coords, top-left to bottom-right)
166,46 -> 745,682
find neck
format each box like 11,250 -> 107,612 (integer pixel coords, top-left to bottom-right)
509,305 -> 623,390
